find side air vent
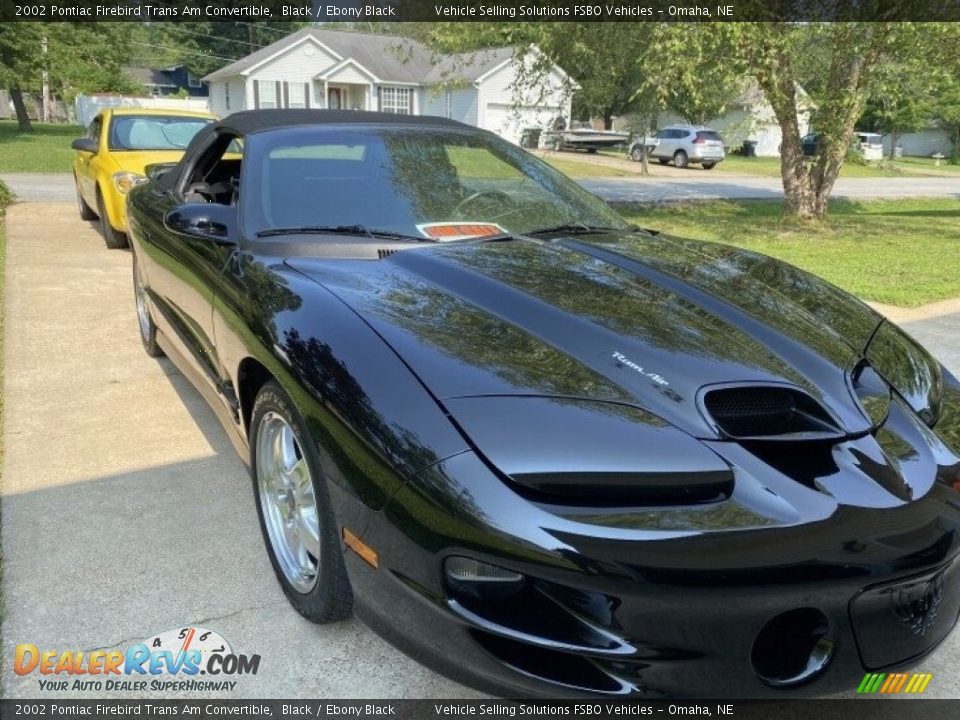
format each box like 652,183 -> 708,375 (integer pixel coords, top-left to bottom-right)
377,248 -> 398,260
703,385 -> 840,440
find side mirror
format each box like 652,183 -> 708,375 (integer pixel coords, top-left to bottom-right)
164,203 -> 237,244
71,138 -> 97,153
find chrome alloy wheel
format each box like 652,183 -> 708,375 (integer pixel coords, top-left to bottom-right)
134,263 -> 151,342
256,411 -> 320,593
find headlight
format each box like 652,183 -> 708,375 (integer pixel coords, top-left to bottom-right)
865,322 -> 942,426
112,171 -> 147,194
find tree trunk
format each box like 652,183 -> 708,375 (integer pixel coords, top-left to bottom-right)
603,113 -> 613,130
888,131 -> 899,160
10,87 -> 32,132
640,126 -> 649,176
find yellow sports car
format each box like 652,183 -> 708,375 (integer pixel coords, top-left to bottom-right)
72,108 -> 215,248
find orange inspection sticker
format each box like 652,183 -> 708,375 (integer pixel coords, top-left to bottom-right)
416,221 -> 507,241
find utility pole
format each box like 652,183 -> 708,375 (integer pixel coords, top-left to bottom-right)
41,34 -> 50,122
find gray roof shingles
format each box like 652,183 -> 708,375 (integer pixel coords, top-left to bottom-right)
203,27 -> 514,86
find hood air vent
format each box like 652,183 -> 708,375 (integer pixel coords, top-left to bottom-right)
377,248 -> 399,260
703,385 -> 840,440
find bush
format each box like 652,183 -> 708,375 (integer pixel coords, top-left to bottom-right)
845,145 -> 867,165
0,179 -> 13,211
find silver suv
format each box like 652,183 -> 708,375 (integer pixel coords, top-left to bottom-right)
630,126 -> 726,169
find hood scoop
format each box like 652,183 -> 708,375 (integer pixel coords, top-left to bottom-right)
702,385 -> 843,441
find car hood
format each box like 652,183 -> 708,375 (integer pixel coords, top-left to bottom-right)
287,232 -> 884,441
105,149 -> 189,175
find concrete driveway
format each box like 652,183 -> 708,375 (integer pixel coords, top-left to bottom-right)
3,202 -> 960,699
0,202 -> 481,699
5,172 -> 960,206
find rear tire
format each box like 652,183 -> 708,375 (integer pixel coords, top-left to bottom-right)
630,146 -> 644,162
75,178 -> 96,221
96,189 -> 128,249
674,150 -> 689,169
702,162 -> 717,170
657,158 -> 670,165
251,381 -> 353,624
133,255 -> 163,358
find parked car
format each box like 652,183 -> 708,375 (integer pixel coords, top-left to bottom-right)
629,125 -> 725,169
128,109 -> 960,699
72,108 -> 216,248
855,132 -> 885,161
801,132 -> 884,161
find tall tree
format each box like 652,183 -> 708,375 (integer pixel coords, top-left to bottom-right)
647,22 -> 956,220
0,23 -> 42,131
860,57 -> 938,159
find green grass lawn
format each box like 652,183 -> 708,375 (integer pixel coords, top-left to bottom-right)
717,154 -> 960,178
616,198 -> 960,307
544,156 -> 633,178
0,120 -> 82,173
716,156 -> 900,178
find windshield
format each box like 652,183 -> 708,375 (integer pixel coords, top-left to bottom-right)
242,126 -> 630,240
109,115 -> 212,151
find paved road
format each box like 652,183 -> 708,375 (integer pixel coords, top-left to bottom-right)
2,202 -> 960,699
6,172 -> 960,205
581,175 -> 960,203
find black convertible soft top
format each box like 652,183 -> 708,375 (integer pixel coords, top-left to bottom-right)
215,109 -> 470,136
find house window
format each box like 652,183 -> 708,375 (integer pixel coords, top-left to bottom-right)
381,86 -> 412,115
224,84 -> 231,111
288,82 -> 306,109
187,72 -> 201,89
259,80 -> 277,109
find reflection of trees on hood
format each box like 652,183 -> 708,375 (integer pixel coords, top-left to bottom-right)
598,234 -> 878,363
281,329 -> 440,475
425,239 -> 803,383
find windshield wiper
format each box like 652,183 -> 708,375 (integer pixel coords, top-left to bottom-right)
523,223 -> 635,237
256,224 -> 427,242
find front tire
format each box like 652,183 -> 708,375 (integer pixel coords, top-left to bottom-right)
251,381 -> 353,623
96,188 -> 128,249
75,178 -> 96,221
674,150 -> 689,168
702,162 -> 717,170
133,255 -> 163,358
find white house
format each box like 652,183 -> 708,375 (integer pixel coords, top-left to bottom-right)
203,27 -> 575,146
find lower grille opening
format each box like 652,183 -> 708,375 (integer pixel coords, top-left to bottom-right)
743,440 -> 838,490
472,630 -> 624,692
751,608 -> 834,688
704,386 -> 838,439
447,573 -> 629,654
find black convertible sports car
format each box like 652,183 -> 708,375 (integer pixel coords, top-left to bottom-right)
127,110 -> 960,699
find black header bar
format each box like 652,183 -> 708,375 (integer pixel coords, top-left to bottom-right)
4,0 -> 960,23
2,700 -> 960,720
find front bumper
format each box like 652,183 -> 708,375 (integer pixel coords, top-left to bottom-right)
342,441 -> 960,698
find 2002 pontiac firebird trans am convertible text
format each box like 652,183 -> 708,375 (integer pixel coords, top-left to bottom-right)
126,110 -> 960,699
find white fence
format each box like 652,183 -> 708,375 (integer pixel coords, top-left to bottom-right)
75,95 -> 211,127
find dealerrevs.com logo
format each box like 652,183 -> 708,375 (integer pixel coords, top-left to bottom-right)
14,626 -> 261,692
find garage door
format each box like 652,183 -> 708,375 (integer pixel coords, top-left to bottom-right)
485,103 -> 561,145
